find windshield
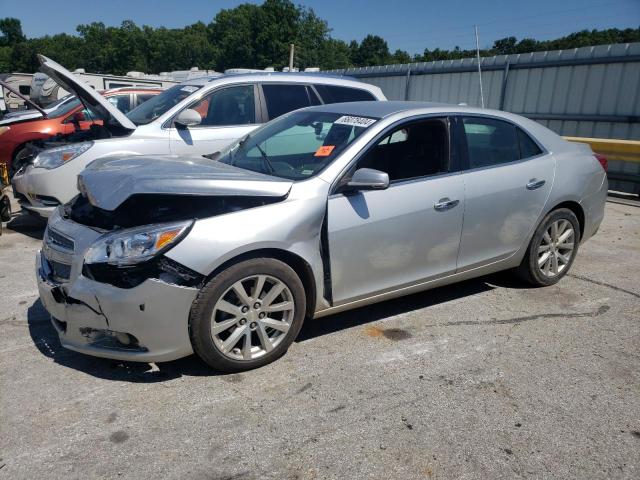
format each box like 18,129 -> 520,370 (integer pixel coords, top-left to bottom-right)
126,84 -> 202,126
48,97 -> 81,118
219,111 -> 378,180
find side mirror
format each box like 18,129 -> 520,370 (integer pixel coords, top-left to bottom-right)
175,108 -> 202,128
73,111 -> 86,122
346,168 -> 389,192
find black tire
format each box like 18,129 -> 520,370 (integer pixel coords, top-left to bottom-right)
0,194 -> 11,222
10,145 -> 33,178
516,208 -> 581,287
189,258 -> 306,372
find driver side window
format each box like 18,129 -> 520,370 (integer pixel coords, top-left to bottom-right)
186,85 -> 256,127
355,118 -> 450,183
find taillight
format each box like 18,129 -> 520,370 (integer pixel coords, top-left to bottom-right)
594,153 -> 608,172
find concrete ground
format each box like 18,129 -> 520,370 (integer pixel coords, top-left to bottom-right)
0,199 -> 638,479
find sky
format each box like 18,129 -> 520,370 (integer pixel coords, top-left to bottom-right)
1,0 -> 639,55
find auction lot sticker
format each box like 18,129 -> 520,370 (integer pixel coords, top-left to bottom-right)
334,115 -> 377,128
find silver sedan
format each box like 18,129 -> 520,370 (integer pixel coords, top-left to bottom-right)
36,101 -> 607,371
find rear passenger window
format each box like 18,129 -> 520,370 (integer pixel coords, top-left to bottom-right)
517,128 -> 543,159
262,84 -> 314,119
462,117 -> 520,168
314,84 -> 375,104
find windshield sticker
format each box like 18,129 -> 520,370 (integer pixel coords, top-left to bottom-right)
314,145 -> 335,157
180,86 -> 199,93
334,115 -> 376,128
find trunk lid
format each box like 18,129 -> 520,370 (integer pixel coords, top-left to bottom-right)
78,155 -> 293,211
37,55 -> 136,131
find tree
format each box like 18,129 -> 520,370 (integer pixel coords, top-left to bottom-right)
0,9 -> 637,74
0,18 -> 25,46
354,35 -> 391,66
493,37 -> 517,55
392,49 -> 412,64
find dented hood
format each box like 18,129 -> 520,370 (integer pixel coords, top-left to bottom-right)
79,155 -> 293,211
38,55 -> 136,131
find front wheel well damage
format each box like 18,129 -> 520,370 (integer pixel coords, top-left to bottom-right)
204,249 -> 317,318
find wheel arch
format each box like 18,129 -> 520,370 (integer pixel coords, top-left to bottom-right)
202,248 -> 317,318
547,200 -> 585,241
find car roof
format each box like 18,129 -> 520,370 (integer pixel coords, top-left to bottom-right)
178,72 -> 373,90
301,101 -> 453,118
302,101 -> 566,151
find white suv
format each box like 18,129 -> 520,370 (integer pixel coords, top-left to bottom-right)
13,56 -> 386,217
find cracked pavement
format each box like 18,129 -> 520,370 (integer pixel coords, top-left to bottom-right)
1,200 -> 639,479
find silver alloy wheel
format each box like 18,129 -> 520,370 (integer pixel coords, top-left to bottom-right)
537,219 -> 575,278
210,274 -> 294,361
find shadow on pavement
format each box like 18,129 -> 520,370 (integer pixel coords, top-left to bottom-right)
5,212 -> 46,240
27,299 -> 214,383
297,274 -> 503,341
27,271 -> 530,381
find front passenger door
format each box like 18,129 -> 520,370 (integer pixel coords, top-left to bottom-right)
327,117 -> 465,304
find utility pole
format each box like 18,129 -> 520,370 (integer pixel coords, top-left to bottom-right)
289,44 -> 295,72
474,26 -> 485,108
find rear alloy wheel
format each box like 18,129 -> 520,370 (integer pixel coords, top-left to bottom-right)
517,208 -> 580,286
189,258 -> 306,372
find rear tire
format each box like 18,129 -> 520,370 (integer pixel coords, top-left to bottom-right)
189,258 -> 306,373
516,208 -> 580,287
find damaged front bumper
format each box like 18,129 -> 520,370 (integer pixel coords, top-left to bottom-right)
36,250 -> 198,362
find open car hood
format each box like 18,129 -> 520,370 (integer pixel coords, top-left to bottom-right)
37,55 -> 136,131
78,155 -> 293,211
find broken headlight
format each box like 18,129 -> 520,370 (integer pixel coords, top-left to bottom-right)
84,220 -> 192,266
33,141 -> 93,169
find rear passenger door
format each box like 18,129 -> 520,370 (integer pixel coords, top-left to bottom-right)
456,116 -> 555,271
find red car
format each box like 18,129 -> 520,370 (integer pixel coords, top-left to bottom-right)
0,86 -> 161,176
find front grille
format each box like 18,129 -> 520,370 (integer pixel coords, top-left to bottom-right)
46,228 -> 75,252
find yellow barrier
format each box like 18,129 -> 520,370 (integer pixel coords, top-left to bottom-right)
564,136 -> 640,164
0,163 -> 8,187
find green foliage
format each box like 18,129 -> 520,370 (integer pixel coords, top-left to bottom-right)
0,18 -> 25,46
0,6 -> 638,74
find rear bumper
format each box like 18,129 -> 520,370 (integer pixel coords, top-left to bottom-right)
581,172 -> 608,242
36,250 -> 198,363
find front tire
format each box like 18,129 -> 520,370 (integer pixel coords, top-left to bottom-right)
189,258 -> 306,372
516,208 -> 580,287
10,145 -> 33,178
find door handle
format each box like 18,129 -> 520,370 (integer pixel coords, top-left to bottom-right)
434,198 -> 460,211
526,179 -> 546,190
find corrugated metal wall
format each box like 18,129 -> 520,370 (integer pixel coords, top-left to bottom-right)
328,43 -> 640,193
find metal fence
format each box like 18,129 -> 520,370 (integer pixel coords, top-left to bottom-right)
327,42 -> 640,194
